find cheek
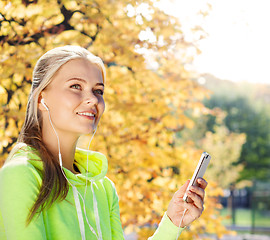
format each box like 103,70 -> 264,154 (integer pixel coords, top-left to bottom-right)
63,91 -> 82,107
51,92 -> 82,116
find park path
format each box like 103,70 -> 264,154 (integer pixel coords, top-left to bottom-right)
124,225 -> 270,240
220,234 -> 270,240
125,232 -> 270,240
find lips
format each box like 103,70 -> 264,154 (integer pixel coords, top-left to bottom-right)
76,110 -> 97,120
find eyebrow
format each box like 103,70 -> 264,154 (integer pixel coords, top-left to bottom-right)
67,77 -> 104,87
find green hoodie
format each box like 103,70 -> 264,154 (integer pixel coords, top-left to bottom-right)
0,143 -> 182,240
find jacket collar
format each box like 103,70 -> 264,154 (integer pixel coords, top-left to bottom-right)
8,143 -> 108,185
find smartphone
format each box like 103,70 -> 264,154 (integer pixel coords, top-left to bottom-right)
183,152 -> 211,203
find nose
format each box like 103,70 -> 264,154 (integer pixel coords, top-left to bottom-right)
85,93 -> 98,106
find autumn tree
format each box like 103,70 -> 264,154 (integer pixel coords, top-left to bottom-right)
202,124 -> 246,189
204,79 -> 270,182
179,107 -> 247,189
0,0 -> 228,238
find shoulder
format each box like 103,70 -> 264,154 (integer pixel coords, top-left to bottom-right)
103,176 -> 116,190
101,177 -> 119,199
0,143 -> 43,186
100,177 -> 120,211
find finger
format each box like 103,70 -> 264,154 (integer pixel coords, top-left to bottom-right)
182,180 -> 190,191
189,185 -> 205,201
186,190 -> 204,210
183,201 -> 203,221
196,178 -> 208,190
175,180 -> 190,198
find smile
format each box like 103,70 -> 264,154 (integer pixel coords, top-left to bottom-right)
77,112 -> 95,117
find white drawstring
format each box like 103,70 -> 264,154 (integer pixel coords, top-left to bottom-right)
83,128 -> 103,240
59,154 -> 100,239
91,181 -> 103,239
73,186 -> 86,240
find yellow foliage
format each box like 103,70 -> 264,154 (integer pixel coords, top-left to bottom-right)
0,0 -> 229,238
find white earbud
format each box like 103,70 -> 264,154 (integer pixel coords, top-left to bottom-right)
41,98 -> 49,111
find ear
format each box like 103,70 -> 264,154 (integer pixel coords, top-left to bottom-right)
38,92 -> 47,111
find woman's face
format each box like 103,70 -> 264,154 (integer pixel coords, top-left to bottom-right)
40,58 -> 105,136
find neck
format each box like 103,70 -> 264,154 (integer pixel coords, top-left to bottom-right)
42,123 -> 80,174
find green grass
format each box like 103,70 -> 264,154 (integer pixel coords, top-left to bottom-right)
219,208 -> 270,227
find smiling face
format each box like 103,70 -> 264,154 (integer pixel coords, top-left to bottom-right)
40,58 -> 105,137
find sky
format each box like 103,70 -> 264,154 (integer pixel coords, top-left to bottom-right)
157,0 -> 270,84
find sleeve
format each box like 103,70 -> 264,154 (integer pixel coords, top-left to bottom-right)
0,162 -> 47,240
147,212 -> 185,240
109,181 -> 125,240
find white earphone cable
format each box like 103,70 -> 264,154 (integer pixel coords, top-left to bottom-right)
84,128 -> 96,199
57,134 -> 100,239
45,105 -> 100,239
46,107 -> 62,166
176,208 -> 187,240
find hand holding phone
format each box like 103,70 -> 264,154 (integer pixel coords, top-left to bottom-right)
183,152 -> 211,203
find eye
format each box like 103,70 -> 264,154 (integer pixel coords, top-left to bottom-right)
70,84 -> 82,90
94,89 -> 104,95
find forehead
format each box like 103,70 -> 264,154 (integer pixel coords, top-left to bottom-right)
52,58 -> 104,84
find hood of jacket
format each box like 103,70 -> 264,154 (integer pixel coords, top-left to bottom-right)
7,142 -> 108,185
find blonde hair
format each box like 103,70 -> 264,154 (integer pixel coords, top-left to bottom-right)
16,45 -> 106,224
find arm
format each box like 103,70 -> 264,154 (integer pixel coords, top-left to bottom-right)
147,212 -> 184,240
0,161 -> 47,240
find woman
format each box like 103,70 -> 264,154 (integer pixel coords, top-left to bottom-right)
0,45 -> 207,240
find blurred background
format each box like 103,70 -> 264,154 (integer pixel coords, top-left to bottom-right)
0,0 -> 269,239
